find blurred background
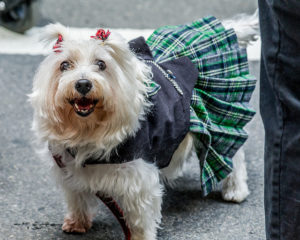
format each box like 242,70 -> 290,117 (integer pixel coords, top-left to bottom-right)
0,1 -> 264,240
39,0 -> 257,28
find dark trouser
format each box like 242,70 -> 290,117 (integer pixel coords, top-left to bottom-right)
259,1 -> 300,239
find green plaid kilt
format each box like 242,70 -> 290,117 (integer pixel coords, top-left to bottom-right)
146,16 -> 256,196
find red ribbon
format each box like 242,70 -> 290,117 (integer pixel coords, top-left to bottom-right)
91,29 -> 111,41
53,34 -> 63,53
52,29 -> 110,54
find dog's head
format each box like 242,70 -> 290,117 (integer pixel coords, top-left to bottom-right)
30,23 -> 151,149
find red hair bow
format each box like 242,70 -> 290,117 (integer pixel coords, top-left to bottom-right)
53,34 -> 63,53
91,29 -> 111,41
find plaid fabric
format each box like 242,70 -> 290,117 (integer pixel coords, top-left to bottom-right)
146,16 -> 256,196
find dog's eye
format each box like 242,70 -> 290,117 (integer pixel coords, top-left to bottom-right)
96,60 -> 106,71
60,61 -> 70,71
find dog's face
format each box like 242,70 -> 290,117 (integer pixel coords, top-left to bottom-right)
30,24 -> 151,148
56,42 -> 112,119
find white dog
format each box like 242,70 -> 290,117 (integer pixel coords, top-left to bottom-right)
29,13 -> 258,240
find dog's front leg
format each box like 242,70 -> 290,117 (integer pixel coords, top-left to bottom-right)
109,160 -> 163,240
61,189 -> 98,233
221,148 -> 250,202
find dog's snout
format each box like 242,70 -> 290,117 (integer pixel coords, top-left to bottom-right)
75,79 -> 92,95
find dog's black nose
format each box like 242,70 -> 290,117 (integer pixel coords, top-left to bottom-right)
75,79 -> 92,95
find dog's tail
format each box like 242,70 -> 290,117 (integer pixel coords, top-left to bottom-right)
222,9 -> 259,48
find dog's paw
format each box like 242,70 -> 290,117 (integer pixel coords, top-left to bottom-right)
62,216 -> 92,233
221,182 -> 250,203
130,228 -> 157,240
131,233 -> 156,240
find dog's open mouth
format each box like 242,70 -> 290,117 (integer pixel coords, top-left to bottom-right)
69,98 -> 98,117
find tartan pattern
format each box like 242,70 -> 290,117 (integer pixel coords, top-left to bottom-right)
146,16 -> 256,195
145,79 -> 161,97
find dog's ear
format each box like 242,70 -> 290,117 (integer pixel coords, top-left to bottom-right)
90,28 -> 131,58
40,23 -> 69,48
102,31 -> 133,60
101,31 -> 153,88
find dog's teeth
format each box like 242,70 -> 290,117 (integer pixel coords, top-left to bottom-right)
75,103 -> 79,110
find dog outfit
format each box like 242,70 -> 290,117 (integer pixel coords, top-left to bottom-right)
83,37 -> 198,166
67,16 -> 256,196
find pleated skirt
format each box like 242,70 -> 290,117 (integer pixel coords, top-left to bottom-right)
147,16 -> 256,195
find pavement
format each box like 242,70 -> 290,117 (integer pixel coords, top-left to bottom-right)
39,0 -> 258,28
0,1 -> 265,240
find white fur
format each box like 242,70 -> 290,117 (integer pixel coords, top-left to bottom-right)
30,13 -> 258,239
223,10 -> 259,48
221,148 -> 250,203
53,156 -> 163,239
30,25 -> 153,166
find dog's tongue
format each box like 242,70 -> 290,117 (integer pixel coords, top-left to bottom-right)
75,98 -> 93,110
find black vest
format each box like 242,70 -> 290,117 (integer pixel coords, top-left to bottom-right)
82,37 -> 198,169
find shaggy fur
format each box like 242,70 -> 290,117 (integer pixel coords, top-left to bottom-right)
30,13 -> 258,240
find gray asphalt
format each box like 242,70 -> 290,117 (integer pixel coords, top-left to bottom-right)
0,1 -> 264,240
39,0 -> 258,28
